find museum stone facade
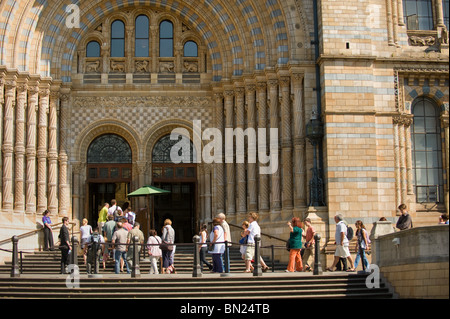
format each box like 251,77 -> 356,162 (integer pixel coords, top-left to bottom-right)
0,0 -> 448,262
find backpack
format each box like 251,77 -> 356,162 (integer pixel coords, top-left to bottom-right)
90,232 -> 101,251
347,226 -> 354,241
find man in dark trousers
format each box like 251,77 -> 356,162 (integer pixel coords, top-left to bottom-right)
59,217 -> 71,274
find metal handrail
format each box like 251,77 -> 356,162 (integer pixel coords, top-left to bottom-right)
228,222 -> 288,243
0,221 -> 76,247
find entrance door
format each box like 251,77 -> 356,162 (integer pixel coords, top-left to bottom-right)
153,182 -> 196,243
86,134 -> 132,227
88,182 -> 129,227
152,134 -> 198,243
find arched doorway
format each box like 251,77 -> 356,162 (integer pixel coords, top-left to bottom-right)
151,134 -> 197,243
86,134 -> 132,227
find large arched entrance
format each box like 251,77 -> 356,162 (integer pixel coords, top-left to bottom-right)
151,134 -> 197,243
86,134 -> 132,227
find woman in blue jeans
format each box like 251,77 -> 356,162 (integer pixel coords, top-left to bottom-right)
349,220 -> 370,272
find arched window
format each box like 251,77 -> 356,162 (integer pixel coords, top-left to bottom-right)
411,97 -> 444,203
184,41 -> 198,57
87,134 -> 132,164
152,134 -> 196,164
159,20 -> 174,57
86,41 -> 101,57
135,15 -> 149,57
111,20 -> 125,57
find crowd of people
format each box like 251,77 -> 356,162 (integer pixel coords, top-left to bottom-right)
41,201 -> 448,275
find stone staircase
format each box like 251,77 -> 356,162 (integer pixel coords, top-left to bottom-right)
0,245 -> 287,275
0,273 -> 394,299
0,245 -> 395,299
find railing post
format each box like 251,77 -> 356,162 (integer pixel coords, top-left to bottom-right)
221,240 -> 231,277
131,236 -> 141,278
253,234 -> 262,277
10,236 -> 20,278
313,233 -> 323,275
192,235 -> 202,277
71,236 -> 78,267
271,245 -> 275,272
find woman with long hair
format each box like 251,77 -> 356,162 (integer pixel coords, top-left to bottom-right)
348,220 -> 370,272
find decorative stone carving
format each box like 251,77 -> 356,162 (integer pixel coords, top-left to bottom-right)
159,62 -> 175,73
73,95 -> 212,108
135,60 -> 149,73
110,60 -> 125,72
409,35 -> 436,46
86,60 -> 101,73
183,61 -> 198,73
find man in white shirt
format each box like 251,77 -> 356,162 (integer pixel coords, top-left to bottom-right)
108,199 -> 123,221
243,212 -> 269,273
326,214 -> 354,271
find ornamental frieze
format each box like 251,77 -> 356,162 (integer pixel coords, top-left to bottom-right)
73,95 -> 213,108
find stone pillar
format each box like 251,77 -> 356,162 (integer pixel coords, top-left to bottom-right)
150,26 -> 158,73
267,76 -> 281,212
435,0 -> 445,27
441,114 -> 449,213
235,84 -> 247,214
393,118 -> 401,210
2,73 -> 17,210
15,75 -> 29,212
256,79 -> 269,212
204,165 -> 212,221
48,86 -> 60,213
58,89 -> 70,217
214,90 -> 225,214
37,81 -> 50,214
26,78 -> 39,214
0,68 -> 6,211
291,71 -> 307,208
224,88 -> 235,215
245,81 -> 258,212
279,75 -> 293,210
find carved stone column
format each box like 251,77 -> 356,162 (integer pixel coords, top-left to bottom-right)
58,89 -> 70,217
441,113 -> 449,212
267,76 -> 281,212
72,162 -> 83,222
150,26 -> 158,73
15,75 -> 29,212
256,79 -> 269,212
26,78 -> 39,214
393,114 -> 413,209
204,165 -> 212,222
235,84 -> 246,214
37,82 -> 50,213
48,87 -> 60,213
0,68 -> 6,211
245,81 -> 258,212
279,75 -> 293,210
2,73 -> 17,210
224,88 -> 235,215
214,91 -> 225,214
291,71 -> 307,207
393,118 -> 401,210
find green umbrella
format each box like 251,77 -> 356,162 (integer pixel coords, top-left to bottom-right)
127,185 -> 170,234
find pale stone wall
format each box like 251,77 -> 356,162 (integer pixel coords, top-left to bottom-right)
373,225 -> 449,298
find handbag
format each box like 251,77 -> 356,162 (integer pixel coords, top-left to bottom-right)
160,227 -> 174,251
239,235 -> 248,245
286,240 -> 291,251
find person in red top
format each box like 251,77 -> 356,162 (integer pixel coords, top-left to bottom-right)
302,218 -> 316,272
